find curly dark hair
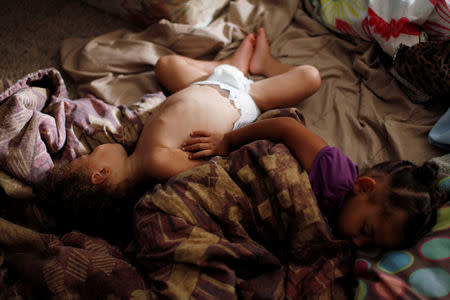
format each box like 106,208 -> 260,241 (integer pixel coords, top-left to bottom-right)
34,162 -> 144,244
361,160 -> 448,247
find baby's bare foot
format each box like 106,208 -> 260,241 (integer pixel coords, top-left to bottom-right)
249,28 -> 273,76
222,33 -> 255,75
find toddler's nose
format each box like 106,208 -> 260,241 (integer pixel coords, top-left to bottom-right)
352,235 -> 370,247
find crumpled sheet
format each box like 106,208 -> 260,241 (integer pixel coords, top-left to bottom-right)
60,0 -> 446,173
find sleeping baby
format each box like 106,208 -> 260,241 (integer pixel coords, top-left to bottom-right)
36,28 -> 321,239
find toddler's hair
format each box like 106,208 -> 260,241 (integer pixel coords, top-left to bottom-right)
361,160 -> 448,247
34,162 -> 139,244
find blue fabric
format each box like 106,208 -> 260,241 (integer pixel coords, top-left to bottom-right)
429,107 -> 450,150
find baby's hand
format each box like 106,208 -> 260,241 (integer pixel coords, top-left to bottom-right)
182,131 -> 229,159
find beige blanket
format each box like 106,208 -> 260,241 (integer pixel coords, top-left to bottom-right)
61,0 -> 446,170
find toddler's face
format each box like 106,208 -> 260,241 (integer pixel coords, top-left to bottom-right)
336,191 -> 408,249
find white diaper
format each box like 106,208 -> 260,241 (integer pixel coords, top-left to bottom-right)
193,64 -> 261,129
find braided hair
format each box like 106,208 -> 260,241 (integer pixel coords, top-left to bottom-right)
361,160 -> 448,247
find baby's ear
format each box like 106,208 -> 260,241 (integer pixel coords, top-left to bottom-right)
354,176 -> 376,193
91,167 -> 111,185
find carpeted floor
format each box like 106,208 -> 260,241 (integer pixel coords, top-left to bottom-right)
0,0 -> 136,97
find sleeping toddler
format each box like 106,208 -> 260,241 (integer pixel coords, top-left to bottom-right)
182,116 -> 448,249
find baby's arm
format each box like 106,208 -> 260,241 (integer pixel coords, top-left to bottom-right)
183,117 -> 328,171
145,147 -> 207,180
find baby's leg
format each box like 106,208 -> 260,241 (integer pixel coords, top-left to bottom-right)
155,55 -> 219,93
155,34 -> 255,93
248,64 -> 321,111
249,28 -> 298,77
247,28 -> 321,111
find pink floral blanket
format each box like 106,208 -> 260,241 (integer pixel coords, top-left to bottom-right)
0,68 -> 163,196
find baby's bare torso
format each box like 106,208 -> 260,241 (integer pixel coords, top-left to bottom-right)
132,85 -> 240,177
138,85 -> 239,149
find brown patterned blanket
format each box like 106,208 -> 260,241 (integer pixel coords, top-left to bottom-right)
0,69 -> 352,298
134,121 -> 353,299
1,137 -> 352,299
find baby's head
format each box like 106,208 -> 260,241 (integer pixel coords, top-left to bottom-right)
336,160 -> 447,249
36,143 -> 139,242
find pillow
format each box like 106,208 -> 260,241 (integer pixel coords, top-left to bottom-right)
82,0 -> 230,28
303,0 -> 450,57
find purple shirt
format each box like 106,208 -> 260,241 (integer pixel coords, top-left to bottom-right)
308,146 -> 358,226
